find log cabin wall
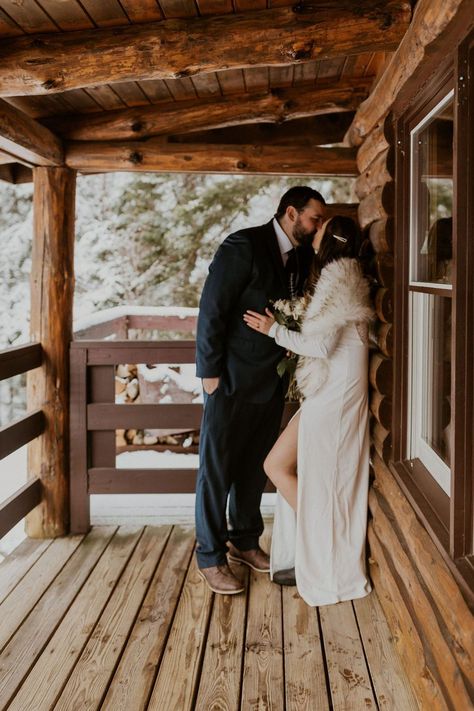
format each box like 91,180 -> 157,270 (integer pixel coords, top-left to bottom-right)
352,116 -> 473,709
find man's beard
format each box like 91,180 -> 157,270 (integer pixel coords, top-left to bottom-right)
292,217 -> 317,246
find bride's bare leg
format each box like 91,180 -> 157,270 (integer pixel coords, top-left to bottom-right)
264,411 -> 300,512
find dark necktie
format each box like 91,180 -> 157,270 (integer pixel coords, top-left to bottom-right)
285,248 -> 299,297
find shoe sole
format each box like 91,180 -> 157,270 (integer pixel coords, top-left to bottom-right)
228,554 -> 270,573
197,569 -> 245,595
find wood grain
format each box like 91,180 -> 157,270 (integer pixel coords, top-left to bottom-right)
102,526 -> 195,711
347,0 -> 471,144
45,79 -> 371,140
353,591 -> 419,710
0,3 -> 411,96
65,141 -> 358,175
240,566 -> 284,709
0,534 -> 84,652
147,555 -> 214,710
8,527 -> 142,711
26,166 -> 76,537
319,600 -> 376,710
370,488 -> 473,709
283,588 -> 330,711
0,99 -> 63,166
194,563 -> 249,710
0,527 -> 113,709
54,526 -> 171,711
0,537 -> 52,605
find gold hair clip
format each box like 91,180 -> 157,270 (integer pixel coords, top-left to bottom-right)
333,233 -> 348,243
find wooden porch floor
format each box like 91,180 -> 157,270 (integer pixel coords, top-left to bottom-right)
0,524 -> 419,711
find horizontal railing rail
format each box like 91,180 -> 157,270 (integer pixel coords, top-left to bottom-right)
0,342 -> 42,381
0,343 -> 45,538
74,309 -> 198,340
70,339 -> 296,533
0,409 -> 45,460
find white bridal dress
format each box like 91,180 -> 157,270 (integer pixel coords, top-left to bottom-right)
268,320 -> 372,606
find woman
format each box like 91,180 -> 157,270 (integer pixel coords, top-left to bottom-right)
243,215 -> 374,606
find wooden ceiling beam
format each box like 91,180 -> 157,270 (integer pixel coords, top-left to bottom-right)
44,79 -> 370,141
0,2 -> 411,97
346,0 -> 473,145
0,163 -> 33,183
0,99 -> 63,166
65,141 -> 358,176
168,113 -> 354,147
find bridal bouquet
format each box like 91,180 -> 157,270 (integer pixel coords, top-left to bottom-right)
272,295 -> 307,401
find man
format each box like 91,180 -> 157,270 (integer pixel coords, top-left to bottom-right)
195,186 -> 326,594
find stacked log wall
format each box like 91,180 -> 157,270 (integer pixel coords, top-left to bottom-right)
354,115 -> 473,710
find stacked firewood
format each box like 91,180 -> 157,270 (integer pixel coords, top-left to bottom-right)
114,363 -> 201,451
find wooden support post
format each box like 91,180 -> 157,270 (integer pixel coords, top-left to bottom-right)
27,166 -> 76,537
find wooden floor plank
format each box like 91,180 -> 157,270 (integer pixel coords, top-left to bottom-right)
101,526 -> 195,711
8,527 -> 143,711
282,586 -> 330,711
147,554 -> 214,710
0,534 -> 84,653
240,528 -> 284,711
319,598 -> 377,711
0,526 -> 116,710
353,591 -> 420,710
0,537 -> 52,605
54,526 -> 171,711
194,563 -> 249,711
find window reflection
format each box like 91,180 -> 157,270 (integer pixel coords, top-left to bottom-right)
410,93 -> 454,285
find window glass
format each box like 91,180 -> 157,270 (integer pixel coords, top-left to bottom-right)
410,93 -> 454,285
409,293 -> 452,493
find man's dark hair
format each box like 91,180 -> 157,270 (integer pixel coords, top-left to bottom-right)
275,186 -> 326,218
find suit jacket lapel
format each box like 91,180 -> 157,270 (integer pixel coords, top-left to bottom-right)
262,220 -> 287,291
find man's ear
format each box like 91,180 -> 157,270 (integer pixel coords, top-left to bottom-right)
286,205 -> 297,223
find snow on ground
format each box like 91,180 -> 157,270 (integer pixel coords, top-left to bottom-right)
0,446 -> 27,559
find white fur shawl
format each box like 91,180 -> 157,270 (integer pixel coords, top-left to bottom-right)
296,258 -> 373,398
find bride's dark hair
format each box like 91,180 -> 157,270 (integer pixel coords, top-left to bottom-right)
306,216 -> 361,295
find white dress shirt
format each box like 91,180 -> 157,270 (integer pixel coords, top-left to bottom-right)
272,217 -> 294,266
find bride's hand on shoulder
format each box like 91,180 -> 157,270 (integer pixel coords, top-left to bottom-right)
243,308 -> 275,335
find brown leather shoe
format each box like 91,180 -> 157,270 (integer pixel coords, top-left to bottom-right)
197,563 -> 245,595
272,567 -> 296,586
227,544 -> 270,573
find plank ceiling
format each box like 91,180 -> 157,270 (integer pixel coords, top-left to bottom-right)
0,0 -> 391,120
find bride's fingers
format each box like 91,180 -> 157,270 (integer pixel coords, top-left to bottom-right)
246,310 -> 263,318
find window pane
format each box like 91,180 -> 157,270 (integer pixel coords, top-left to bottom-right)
409,292 -> 451,494
410,93 -> 453,285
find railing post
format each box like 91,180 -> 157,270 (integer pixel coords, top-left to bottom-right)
26,166 -> 76,537
69,345 -> 90,533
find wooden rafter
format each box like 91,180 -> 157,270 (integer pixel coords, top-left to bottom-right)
65,141 -> 358,176
169,113 -> 354,147
0,99 -> 63,166
0,2 -> 411,97
44,79 -> 371,141
346,0 -> 473,144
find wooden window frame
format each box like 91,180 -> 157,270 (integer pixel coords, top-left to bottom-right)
392,30 -> 474,599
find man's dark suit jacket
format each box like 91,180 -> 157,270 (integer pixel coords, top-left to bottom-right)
196,220 -> 309,403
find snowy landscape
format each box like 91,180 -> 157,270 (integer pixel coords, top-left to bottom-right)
0,171 -> 353,556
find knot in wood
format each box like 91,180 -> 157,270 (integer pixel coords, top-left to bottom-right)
237,161 -> 247,170
42,79 -> 59,91
284,41 -> 314,61
131,121 -> 143,133
129,151 -> 143,165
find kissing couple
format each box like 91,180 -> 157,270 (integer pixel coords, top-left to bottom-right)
195,186 -> 373,606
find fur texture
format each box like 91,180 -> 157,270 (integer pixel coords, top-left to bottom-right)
296,258 -> 373,398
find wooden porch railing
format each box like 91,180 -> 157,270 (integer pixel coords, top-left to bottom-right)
70,338 -> 296,534
0,343 -> 44,538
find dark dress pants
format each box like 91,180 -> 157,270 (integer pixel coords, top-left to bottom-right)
195,382 -> 284,569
